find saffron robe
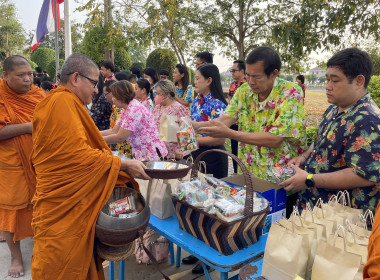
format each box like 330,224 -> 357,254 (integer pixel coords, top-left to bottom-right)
31,86 -> 138,280
0,78 -> 44,241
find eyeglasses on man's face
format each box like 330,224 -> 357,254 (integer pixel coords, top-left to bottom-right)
230,69 -> 240,73
78,73 -> 98,88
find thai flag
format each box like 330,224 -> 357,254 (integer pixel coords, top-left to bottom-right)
31,0 -> 64,53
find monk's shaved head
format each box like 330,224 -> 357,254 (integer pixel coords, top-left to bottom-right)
3,55 -> 31,73
60,53 -> 99,85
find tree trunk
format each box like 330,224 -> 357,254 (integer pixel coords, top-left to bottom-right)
104,0 -> 114,63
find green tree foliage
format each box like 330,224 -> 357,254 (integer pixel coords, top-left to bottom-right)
47,59 -> 65,82
0,0 -> 26,57
146,48 -> 177,79
114,48 -> 131,71
38,20 -> 82,59
368,76 -> 380,106
80,23 -> 128,65
31,47 -> 55,71
273,0 -> 379,69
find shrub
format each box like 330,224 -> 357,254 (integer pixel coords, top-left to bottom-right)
28,59 -> 38,69
47,59 -> 65,82
368,75 -> 380,106
31,47 -> 55,71
188,67 -> 195,85
306,126 -> 318,146
146,48 -> 177,79
114,48 -> 132,72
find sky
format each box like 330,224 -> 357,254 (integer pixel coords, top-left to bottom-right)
12,0 -> 323,73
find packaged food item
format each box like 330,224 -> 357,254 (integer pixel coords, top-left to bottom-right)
109,195 -> 136,217
174,179 -> 215,207
266,165 -> 295,183
213,198 -> 244,217
204,176 -> 231,189
177,117 -> 198,152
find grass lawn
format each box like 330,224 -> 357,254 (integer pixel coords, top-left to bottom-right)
305,89 -> 330,127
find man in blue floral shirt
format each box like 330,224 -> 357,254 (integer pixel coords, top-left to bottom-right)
281,48 -> 380,213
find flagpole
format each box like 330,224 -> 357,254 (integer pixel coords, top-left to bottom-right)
64,0 -> 72,59
53,0 -> 59,73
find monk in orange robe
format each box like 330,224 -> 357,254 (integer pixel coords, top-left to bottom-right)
0,55 -> 45,278
31,53 -> 149,280
364,201 -> 380,279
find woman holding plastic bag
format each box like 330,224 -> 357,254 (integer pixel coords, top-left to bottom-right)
189,64 -> 229,179
152,80 -> 191,160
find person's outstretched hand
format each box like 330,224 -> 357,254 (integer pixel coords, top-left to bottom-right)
198,119 -> 230,138
125,160 -> 151,180
279,165 -> 308,192
287,155 -> 307,168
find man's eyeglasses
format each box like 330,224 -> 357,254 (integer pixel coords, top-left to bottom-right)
78,73 -> 98,88
230,69 -> 240,73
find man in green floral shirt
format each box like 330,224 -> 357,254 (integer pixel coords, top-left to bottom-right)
281,48 -> 380,213
196,46 -> 306,183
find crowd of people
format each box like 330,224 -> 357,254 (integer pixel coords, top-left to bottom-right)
0,46 -> 380,279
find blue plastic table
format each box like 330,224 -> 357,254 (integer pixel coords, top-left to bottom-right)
148,214 -> 267,280
108,215 -> 267,280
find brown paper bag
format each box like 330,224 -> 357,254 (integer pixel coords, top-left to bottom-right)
149,179 -> 175,219
335,191 -> 363,224
311,225 -> 362,280
159,114 -> 180,142
262,222 -> 311,279
280,210 -> 317,280
303,199 -> 336,237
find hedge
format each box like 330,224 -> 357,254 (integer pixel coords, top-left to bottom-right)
306,126 -> 318,147
31,47 -> 55,71
47,59 -> 65,82
146,48 -> 177,79
114,48 -> 132,72
368,75 -> 380,106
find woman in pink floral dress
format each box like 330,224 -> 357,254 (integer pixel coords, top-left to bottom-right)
101,80 -> 167,160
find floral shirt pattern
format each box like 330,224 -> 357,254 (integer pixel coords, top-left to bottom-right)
90,93 -> 112,131
153,101 -> 190,156
176,85 -> 195,103
191,93 -> 226,143
298,93 -> 380,212
229,77 -> 247,99
140,96 -> 154,112
225,78 -> 306,183
117,99 -> 168,160
110,105 -> 133,158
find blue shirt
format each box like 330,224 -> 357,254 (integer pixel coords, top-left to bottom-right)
176,85 -> 195,103
190,93 -> 226,140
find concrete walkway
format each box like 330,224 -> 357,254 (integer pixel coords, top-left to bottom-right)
0,238 -> 239,280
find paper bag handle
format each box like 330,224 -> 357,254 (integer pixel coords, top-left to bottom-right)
333,224 -> 348,251
314,198 -> 325,219
345,219 -> 358,244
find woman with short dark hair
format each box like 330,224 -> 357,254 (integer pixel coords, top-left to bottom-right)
101,80 -> 167,160
135,79 -> 153,111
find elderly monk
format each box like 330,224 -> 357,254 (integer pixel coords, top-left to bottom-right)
30,53 -> 149,280
0,55 -> 45,278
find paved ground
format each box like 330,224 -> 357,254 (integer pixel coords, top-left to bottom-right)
0,160 -> 236,279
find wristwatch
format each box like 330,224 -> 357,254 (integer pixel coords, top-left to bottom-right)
305,174 -> 315,188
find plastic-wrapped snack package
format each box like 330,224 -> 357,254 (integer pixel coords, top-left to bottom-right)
265,165 -> 295,183
204,176 -> 231,189
213,198 -> 244,217
109,195 -> 136,217
174,179 -> 215,207
177,117 -> 198,152
231,191 -> 269,213
215,185 -> 243,198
